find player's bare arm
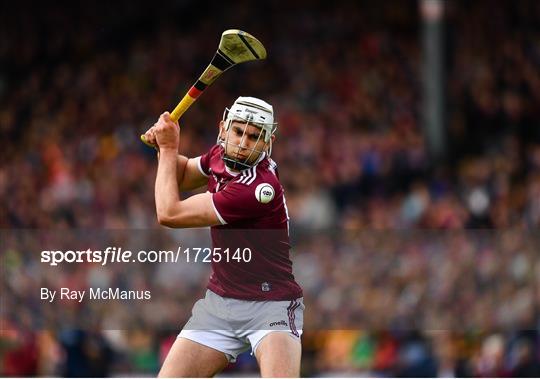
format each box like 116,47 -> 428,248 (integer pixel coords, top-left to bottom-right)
174,155 -> 208,191
153,112 -> 220,228
142,127 -> 207,191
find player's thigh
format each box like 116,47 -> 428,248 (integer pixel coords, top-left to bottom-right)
158,337 -> 229,378
255,332 -> 302,378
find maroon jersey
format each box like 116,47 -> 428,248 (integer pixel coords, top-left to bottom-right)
198,144 -> 303,301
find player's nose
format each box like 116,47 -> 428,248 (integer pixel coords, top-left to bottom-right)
238,136 -> 250,150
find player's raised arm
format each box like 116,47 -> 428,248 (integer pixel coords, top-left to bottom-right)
153,112 -> 220,228
141,127 -> 207,191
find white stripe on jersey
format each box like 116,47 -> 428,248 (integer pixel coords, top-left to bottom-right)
195,156 -> 209,177
246,166 -> 257,185
268,158 -> 278,175
282,192 -> 291,236
238,167 -> 252,184
238,166 -> 257,185
210,193 -> 227,225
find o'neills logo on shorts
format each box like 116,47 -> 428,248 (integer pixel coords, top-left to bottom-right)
269,320 -> 288,327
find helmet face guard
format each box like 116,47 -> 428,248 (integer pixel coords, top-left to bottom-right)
217,97 -> 277,171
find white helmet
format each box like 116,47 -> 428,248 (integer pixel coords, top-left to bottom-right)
223,96 -> 276,142
219,96 -> 277,170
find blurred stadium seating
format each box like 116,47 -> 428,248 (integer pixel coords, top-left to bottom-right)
1,0 -> 540,376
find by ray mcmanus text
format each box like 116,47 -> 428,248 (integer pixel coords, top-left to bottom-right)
41,287 -> 152,303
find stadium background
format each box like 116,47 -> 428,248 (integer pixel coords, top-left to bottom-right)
2,0 -> 540,376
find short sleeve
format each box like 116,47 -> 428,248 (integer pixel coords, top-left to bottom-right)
198,145 -> 221,176
194,156 -> 209,177
212,181 -> 273,224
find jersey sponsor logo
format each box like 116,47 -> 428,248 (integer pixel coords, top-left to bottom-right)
255,183 -> 275,204
261,281 -> 271,291
269,320 -> 288,327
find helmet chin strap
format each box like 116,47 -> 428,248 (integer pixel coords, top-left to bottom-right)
222,156 -> 252,171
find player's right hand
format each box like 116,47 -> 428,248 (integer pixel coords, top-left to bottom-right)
154,112 -> 180,150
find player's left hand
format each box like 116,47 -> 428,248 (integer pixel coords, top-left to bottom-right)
154,112 -> 180,150
142,126 -> 157,146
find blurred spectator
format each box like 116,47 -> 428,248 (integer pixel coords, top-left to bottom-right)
2,0 -> 540,377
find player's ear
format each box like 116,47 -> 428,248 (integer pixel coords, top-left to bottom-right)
265,134 -> 276,153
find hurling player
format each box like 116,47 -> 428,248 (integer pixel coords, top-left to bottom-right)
144,97 -> 304,377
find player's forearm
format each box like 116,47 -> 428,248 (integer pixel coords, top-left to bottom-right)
176,155 -> 188,189
155,148 -> 181,222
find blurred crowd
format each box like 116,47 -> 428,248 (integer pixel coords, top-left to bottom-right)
2,229 -> 539,377
1,0 -> 540,376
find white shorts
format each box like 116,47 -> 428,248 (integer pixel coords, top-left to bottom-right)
179,289 -> 304,362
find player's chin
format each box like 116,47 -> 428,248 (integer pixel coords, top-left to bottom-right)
226,153 -> 252,162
